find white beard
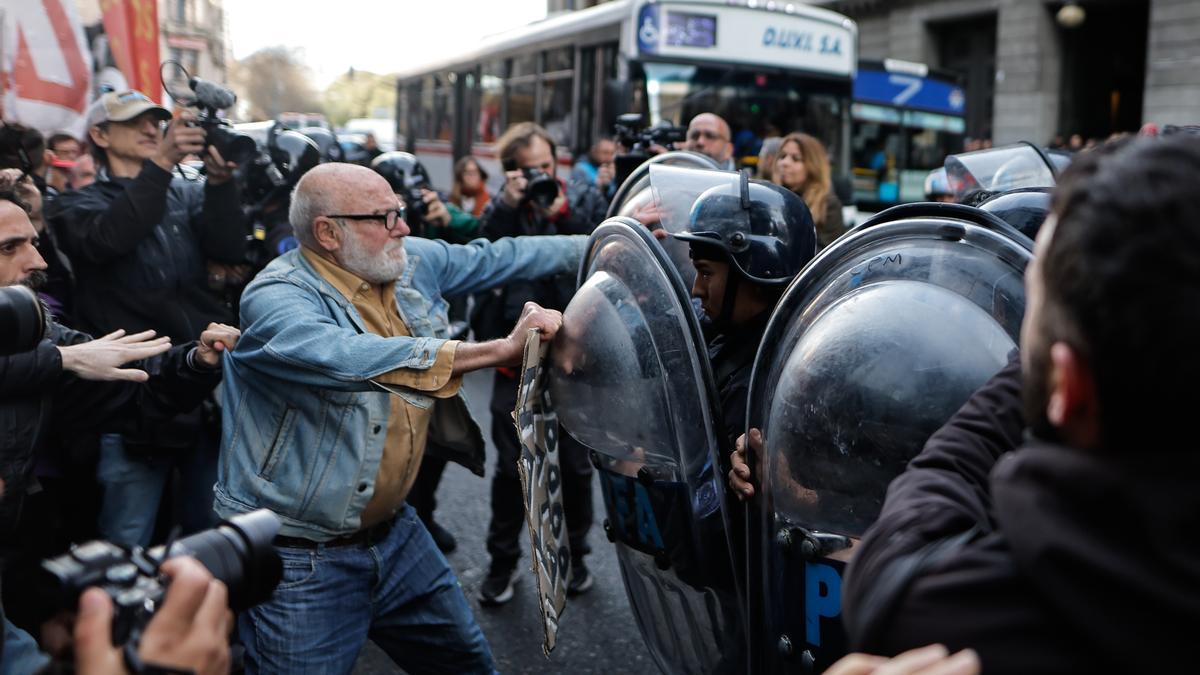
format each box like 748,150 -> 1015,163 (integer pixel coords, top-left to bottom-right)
340,231 -> 408,284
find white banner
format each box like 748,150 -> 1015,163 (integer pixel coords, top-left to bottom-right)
1,0 -> 94,137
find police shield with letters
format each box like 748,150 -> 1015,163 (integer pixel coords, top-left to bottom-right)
743,201 -> 1034,672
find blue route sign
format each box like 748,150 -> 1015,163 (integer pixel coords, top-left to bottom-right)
854,67 -> 966,116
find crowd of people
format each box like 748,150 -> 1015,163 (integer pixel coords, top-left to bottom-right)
2,84 -> 1198,675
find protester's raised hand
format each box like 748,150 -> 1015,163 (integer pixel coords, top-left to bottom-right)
195,322 -> 240,369
74,557 -> 233,675
154,114 -> 206,171
202,144 -> 237,186
422,189 -> 451,227
58,330 -> 172,382
502,302 -> 563,365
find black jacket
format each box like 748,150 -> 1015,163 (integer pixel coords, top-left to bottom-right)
843,355 -> 1200,672
704,309 -> 770,449
0,320 -> 220,539
46,161 -> 247,342
474,176 -> 606,339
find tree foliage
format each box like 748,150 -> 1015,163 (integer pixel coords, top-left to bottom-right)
228,47 -> 324,121
322,69 -> 397,127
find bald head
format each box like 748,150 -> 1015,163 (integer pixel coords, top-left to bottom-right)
290,163 -> 394,248
686,113 -> 733,164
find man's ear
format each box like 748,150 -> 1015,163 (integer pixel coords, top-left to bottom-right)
87,126 -> 109,150
313,216 -> 342,253
1046,341 -> 1101,447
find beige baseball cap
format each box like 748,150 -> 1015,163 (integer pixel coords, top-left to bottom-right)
85,90 -> 171,128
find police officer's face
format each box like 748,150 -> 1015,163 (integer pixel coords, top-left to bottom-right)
692,259 -> 729,320
0,201 -> 48,288
515,136 -> 557,179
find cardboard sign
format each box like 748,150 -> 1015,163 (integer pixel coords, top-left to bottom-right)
513,328 -> 571,654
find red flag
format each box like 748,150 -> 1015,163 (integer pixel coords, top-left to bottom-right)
101,0 -> 160,102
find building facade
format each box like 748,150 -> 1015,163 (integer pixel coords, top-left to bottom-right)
819,0 -> 1200,145
160,0 -> 229,86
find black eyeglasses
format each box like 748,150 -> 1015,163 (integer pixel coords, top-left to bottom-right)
327,206 -> 406,231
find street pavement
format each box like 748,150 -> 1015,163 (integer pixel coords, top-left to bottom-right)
353,369 -> 655,674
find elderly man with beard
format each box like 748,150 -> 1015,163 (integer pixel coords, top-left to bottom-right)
216,162 -> 585,674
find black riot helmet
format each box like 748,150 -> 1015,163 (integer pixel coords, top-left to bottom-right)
978,187 -> 1052,241
298,126 -> 344,163
370,151 -> 432,193
269,130 -> 320,187
671,171 -> 817,286
243,129 -> 320,205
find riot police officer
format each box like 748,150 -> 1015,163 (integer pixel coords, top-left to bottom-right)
670,173 -> 816,444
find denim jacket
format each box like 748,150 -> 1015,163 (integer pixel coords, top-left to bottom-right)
214,234 -> 586,540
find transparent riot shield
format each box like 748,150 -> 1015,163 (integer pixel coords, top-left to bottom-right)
746,204 -> 1034,672
606,152 -> 723,290
548,217 -> 744,674
945,142 -> 1058,204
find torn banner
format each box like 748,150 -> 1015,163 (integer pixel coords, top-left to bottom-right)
514,328 -> 571,654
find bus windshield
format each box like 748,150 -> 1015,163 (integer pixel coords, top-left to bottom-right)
636,62 -> 848,169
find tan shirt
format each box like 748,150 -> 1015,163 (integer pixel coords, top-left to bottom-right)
303,249 -> 463,528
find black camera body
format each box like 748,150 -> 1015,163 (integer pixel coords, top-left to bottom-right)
521,168 -> 560,210
0,285 -> 46,357
405,185 -> 429,226
40,510 -> 283,646
187,77 -> 257,166
613,113 -> 687,186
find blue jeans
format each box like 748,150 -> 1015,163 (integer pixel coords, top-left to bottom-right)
2,618 -> 49,675
96,433 -> 218,548
239,503 -> 495,675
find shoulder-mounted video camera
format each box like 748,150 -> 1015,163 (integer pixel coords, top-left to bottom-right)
181,75 -> 257,166
613,113 -> 687,186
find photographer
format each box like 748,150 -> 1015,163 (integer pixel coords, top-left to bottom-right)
475,122 -> 605,604
0,191 -> 238,672
571,137 -> 617,202
45,90 -> 248,548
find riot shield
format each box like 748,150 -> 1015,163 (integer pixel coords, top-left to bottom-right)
746,204 -> 1033,672
547,217 -> 744,674
944,142 -> 1058,204
607,150 -> 722,219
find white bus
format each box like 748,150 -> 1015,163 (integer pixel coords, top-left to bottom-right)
394,0 -> 857,193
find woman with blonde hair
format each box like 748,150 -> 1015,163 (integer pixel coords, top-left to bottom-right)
773,132 -> 845,249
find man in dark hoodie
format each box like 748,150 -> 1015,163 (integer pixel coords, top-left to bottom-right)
828,136 -> 1200,671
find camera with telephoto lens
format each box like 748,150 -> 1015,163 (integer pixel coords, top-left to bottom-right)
186,76 -> 257,165
612,112 -> 687,185
40,510 -> 283,646
0,285 -> 46,357
520,167 -> 560,209
404,185 -> 429,225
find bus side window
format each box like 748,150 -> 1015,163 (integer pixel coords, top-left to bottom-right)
540,47 -> 575,151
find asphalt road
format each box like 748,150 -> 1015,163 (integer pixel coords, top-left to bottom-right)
353,369 -> 655,674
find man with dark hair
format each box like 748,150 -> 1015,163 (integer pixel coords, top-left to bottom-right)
46,90 -> 248,548
0,190 -> 239,673
476,122 -> 607,604
43,132 -> 82,194
830,136 -> 1200,671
